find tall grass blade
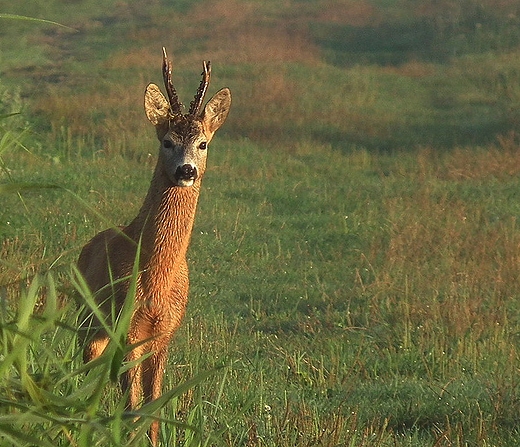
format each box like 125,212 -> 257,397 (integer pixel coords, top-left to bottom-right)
0,423 -> 55,447
138,366 -> 224,417
0,14 -> 75,31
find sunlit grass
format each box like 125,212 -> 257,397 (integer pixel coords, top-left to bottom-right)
3,133 -> 520,445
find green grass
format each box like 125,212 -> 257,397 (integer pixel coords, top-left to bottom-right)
2,1 -> 520,446
4,140 -> 520,446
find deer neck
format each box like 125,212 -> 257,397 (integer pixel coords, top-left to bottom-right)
125,158 -> 201,276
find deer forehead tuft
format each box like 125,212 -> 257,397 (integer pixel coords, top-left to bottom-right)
167,116 -> 205,143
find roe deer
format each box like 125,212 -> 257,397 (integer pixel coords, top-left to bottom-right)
77,47 -> 231,445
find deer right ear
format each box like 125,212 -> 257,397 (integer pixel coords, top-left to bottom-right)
144,83 -> 170,126
201,88 -> 231,137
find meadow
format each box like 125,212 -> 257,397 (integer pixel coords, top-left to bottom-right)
2,0 -> 520,445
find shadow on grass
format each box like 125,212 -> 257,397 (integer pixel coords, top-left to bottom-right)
312,19 -> 441,67
310,116 -> 513,152
311,8 -> 520,68
242,107 -> 514,152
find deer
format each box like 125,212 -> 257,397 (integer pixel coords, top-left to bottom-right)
77,47 -> 231,445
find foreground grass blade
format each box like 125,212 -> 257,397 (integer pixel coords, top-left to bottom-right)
0,14 -> 75,31
0,182 -> 60,194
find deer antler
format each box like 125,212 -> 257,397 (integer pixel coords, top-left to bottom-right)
162,47 -> 182,116
188,60 -> 211,117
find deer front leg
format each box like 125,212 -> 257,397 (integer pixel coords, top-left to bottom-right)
121,354 -> 144,410
124,308 -> 157,409
143,344 -> 169,446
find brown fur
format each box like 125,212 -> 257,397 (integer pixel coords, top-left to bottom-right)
77,51 -> 231,445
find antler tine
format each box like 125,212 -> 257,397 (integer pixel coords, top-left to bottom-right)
188,60 -> 211,117
162,47 -> 182,115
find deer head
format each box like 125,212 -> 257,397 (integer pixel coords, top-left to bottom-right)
144,47 -> 231,187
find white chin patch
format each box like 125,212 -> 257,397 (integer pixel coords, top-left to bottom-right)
176,178 -> 195,187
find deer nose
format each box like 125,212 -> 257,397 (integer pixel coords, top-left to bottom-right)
175,164 -> 198,182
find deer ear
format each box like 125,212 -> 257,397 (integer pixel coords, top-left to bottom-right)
144,83 -> 170,126
201,88 -> 231,136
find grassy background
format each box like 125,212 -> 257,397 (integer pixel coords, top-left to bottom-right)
2,0 -> 520,445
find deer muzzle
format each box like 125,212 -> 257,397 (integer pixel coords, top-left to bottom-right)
174,163 -> 198,186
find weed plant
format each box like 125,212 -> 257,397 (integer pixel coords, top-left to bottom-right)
0,269 -> 223,446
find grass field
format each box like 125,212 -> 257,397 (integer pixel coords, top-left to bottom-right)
2,0 -> 520,445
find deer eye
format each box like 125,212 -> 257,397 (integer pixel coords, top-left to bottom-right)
163,139 -> 173,149
199,141 -> 207,150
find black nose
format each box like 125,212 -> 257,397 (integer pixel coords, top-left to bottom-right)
175,164 -> 197,181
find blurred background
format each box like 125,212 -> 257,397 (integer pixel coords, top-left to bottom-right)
1,0 -> 520,156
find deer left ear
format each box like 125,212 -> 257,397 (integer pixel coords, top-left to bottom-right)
201,88 -> 231,136
144,83 -> 171,126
